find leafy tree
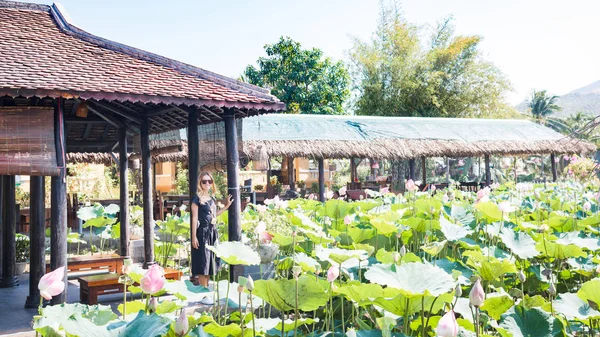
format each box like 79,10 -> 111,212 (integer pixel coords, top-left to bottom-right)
244,37 -> 350,114
348,4 -> 514,118
528,89 -> 561,121
546,112 -> 600,145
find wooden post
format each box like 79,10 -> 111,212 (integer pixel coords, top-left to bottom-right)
25,176 -> 45,307
224,109 -> 241,280
421,157 -> 427,186
0,176 -> 18,288
318,158 -> 325,202
50,98 -> 67,304
141,118 -> 154,268
118,126 -> 130,258
484,154 -> 491,186
266,158 -> 273,199
350,158 -> 355,183
187,108 -> 199,263
287,157 -> 295,191
408,158 -> 416,181
551,153 -> 557,182
446,157 -> 450,184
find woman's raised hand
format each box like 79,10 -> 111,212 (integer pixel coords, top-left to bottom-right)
225,194 -> 233,208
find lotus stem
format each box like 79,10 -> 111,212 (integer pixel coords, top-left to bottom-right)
339,262 -> 345,334
224,280 -> 231,325
294,276 -> 299,337
250,290 -> 256,337
123,285 -> 127,320
240,291 -> 244,336
281,311 -> 285,337
475,306 -> 480,337
145,294 -> 150,314
421,296 -> 425,337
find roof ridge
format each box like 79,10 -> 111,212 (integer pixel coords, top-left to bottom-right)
2,1 -> 279,103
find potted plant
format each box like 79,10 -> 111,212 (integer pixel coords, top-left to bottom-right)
15,233 -> 29,275
254,184 -> 264,192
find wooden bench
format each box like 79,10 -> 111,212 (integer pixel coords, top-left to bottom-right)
79,268 -> 183,305
46,254 -> 124,274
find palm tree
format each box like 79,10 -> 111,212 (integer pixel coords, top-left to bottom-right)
528,89 -> 561,122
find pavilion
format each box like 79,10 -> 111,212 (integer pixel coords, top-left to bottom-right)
0,0 -> 284,307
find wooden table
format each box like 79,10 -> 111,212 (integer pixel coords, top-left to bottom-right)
79,268 -> 183,305
46,254 -> 124,274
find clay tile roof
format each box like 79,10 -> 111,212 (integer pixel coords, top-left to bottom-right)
0,1 -> 285,111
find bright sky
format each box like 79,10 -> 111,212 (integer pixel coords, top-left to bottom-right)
28,0 -> 600,104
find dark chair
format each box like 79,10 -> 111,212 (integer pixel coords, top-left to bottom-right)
241,178 -> 256,204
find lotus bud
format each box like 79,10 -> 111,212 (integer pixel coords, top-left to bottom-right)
393,253 -> 400,264
359,194 -> 364,200
292,266 -> 302,279
583,201 -> 592,212
436,310 -> 459,337
122,258 -> 133,275
549,282 -> 556,296
346,328 -> 357,337
175,310 -> 189,336
148,297 -> 158,313
442,194 -> 449,204
396,230 -> 402,239
315,264 -> 322,274
518,270 -> 526,283
237,285 -> 244,293
246,275 -> 254,292
38,266 -> 66,301
469,279 -> 485,307
327,265 -> 340,283
344,215 -> 353,225
140,264 -> 166,295
405,179 -> 417,192
399,245 -> 406,257
455,284 -> 462,298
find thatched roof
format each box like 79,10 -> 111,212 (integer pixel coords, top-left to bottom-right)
69,114 -> 597,165
241,115 -> 596,159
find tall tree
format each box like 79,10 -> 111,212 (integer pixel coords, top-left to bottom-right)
349,4 -> 514,118
528,89 -> 561,121
244,37 -> 350,114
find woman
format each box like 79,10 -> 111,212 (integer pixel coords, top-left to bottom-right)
190,172 -> 232,298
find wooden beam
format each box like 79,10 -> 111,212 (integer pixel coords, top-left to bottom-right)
551,153 -> 557,182
0,175 -> 18,288
83,123 -> 93,140
119,127 -> 130,258
484,154 -> 491,186
318,158 -> 325,202
50,97 -> 67,304
199,105 -> 222,120
141,118 -> 155,268
171,105 -> 211,122
91,100 -> 142,124
224,109 -> 241,281
64,118 -> 108,124
145,106 -> 175,118
86,102 -> 124,128
25,176 -> 45,307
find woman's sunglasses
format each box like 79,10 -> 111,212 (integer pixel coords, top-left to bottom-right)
201,179 -> 213,184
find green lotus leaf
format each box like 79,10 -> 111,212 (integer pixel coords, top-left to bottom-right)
535,239 -> 587,259
554,293 -> 600,320
577,279 -> 600,310
322,199 -> 352,219
372,292 -> 453,316
272,232 -> 305,247
77,205 -> 104,221
421,240 -> 447,257
477,259 -> 517,282
499,306 -> 565,337
83,216 -> 117,228
207,241 -> 260,265
252,275 -> 328,312
434,258 -> 472,285
521,295 -> 549,310
315,246 -> 368,264
440,213 -> 473,241
499,227 -> 539,259
163,279 -> 210,301
475,202 -> 502,222
103,204 -> 120,215
34,303 -> 118,337
203,322 -> 242,337
403,217 -> 440,232
335,283 -> 383,304
353,200 -> 380,212
117,299 -> 181,316
252,317 -> 319,333
481,292 -> 514,320
369,218 -> 399,236
556,232 -> 600,251
567,257 -> 597,276
299,228 -> 334,244
450,204 -> 475,227
216,280 -> 258,310
353,243 -> 375,257
293,252 -> 321,273
347,226 -> 376,243
375,248 -> 421,264
364,262 -> 455,297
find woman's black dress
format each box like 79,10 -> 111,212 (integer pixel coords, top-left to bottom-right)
191,195 -> 221,276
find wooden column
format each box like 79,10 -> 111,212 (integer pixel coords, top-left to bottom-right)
446,157 -> 450,184
141,118 -> 154,268
350,158 -> 355,183
187,109 -> 199,252
551,153 -> 557,182
224,110 -> 241,280
118,127 -> 130,258
50,98 -> 67,304
0,176 -> 18,288
484,154 -> 491,186
408,158 -> 416,181
266,159 -> 273,199
318,158 -> 325,202
421,157 -> 427,186
369,159 -> 375,177
287,157 -> 295,190
25,176 -> 45,307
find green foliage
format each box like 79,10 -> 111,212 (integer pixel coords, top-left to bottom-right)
349,8 -> 513,118
174,162 -> 189,195
244,36 -> 350,115
528,89 -> 561,120
15,233 -> 29,262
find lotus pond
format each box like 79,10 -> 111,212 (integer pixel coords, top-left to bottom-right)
33,181 -> 600,337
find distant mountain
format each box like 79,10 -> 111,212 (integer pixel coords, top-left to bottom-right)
517,80 -> 600,118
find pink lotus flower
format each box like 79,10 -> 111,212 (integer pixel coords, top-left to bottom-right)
327,265 -> 339,283
371,161 -> 379,169
259,231 -> 274,243
405,179 -> 417,192
469,279 -> 485,307
583,202 -> 592,212
175,310 -> 189,336
140,264 -> 165,295
497,201 -> 516,214
436,310 -> 458,337
38,266 -> 66,300
380,187 -> 389,194
308,193 -> 316,200
255,204 -> 267,213
148,297 -> 158,313
430,185 -> 436,192
122,259 -> 133,275
563,155 -> 571,161
344,215 -> 353,225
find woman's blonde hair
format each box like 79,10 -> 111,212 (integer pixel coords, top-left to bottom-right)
197,171 -> 217,195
